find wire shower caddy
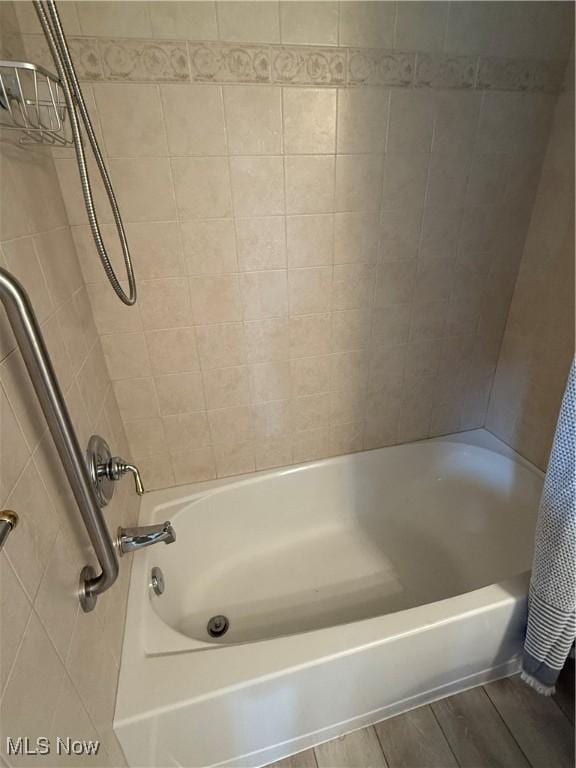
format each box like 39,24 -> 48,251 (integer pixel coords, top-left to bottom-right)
0,59 -> 72,146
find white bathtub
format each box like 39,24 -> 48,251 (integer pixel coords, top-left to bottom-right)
115,430 -> 543,768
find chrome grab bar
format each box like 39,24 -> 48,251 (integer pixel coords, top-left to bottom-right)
0,510 -> 18,551
0,267 -> 118,611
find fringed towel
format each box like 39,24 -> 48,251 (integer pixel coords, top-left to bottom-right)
521,358 -> 576,695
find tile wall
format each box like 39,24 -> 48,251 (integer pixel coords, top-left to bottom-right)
8,0 -> 573,484
28,0 -> 573,489
487,53 -> 575,469
0,3 -> 138,766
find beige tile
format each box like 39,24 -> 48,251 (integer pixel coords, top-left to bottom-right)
33,527 -> 81,663
72,222 -> 122,286
283,88 -> 337,154
245,318 -> 289,363
0,384 -> 31,504
5,459 -> 59,600
332,264 -> 374,310
0,555 -> 31,694
291,393 -> 332,431
171,447 -> 216,485
65,608 -> 117,732
150,1 -> 218,38
109,158 -> 176,222
213,441 -> 255,477
1,237 -> 52,322
250,362 -> 291,403
181,219 -> 237,275
388,90 -> 435,153
33,227 -> 83,307
88,281 -> 142,336
236,216 -> 286,271
414,259 -> 455,303
203,366 -> 250,410
382,153 -> 429,211
363,393 -> 401,448
280,2 -> 338,45
368,345 -> 406,393
254,437 -> 293,470
420,208 -> 463,261
217,1 -> 280,42
94,84 -> 167,157
395,1 -> 449,52
240,270 -> 288,320
339,1 -> 396,48
163,412 -> 210,452
374,261 -> 417,308
405,339 -> 443,380
252,399 -> 292,438
77,342 -> 111,425
288,267 -> 332,315
124,417 -> 166,459
290,355 -> 332,397
410,300 -> 448,341
286,155 -> 335,215
380,208 -> 423,262
433,91 -> 482,156
208,405 -> 254,445
0,612 -> 65,743
137,453 -> 175,491
230,156 -> 285,216
426,154 -> 471,208
77,1 -> 152,36
124,222 -> 183,281
372,304 -> 411,348
14,0 -> 80,33
289,313 -> 332,357
287,214 -> 334,268
224,86 -> 282,155
101,332 -> 152,380
0,351 -> 43,464
146,327 -> 199,375
189,275 -> 242,324
114,378 -> 158,420
161,84 -> 226,155
330,421 -> 364,455
334,212 -> 379,264
331,309 -> 372,351
335,154 -> 382,212
337,89 -> 389,154
292,426 -> 332,463
466,155 -> 509,207
444,1 -> 497,55
155,373 -> 205,416
172,157 -> 232,220
139,278 -> 191,331
196,323 -> 246,369
332,349 -> 369,392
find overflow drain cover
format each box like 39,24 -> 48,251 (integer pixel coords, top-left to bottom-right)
207,614 -> 229,638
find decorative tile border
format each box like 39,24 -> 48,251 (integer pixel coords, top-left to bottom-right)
100,39 -> 189,82
415,54 -> 477,90
189,43 -> 269,83
272,46 -> 345,86
21,34 -> 567,93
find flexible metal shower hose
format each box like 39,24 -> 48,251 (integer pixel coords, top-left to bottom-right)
33,0 -> 137,305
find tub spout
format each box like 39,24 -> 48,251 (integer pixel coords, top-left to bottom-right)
117,521 -> 176,556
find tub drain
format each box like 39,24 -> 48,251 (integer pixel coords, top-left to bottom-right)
207,614 -> 229,638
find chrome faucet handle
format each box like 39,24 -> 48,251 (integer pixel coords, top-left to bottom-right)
117,521 -> 176,556
87,435 -> 145,507
106,457 -> 145,496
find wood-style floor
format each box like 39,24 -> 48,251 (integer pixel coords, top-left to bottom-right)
267,665 -> 575,768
